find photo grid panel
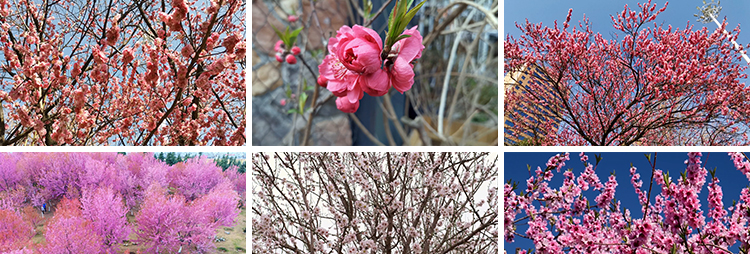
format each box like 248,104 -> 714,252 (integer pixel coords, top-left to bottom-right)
502,152 -> 750,254
0,152 -> 247,253
251,152 -> 499,253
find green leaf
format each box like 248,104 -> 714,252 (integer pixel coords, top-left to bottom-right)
393,34 -> 411,44
287,108 -> 298,114
402,0 -> 426,29
289,27 -> 305,46
270,24 -> 286,43
364,0 -> 373,17
286,87 -> 292,98
299,92 -> 308,114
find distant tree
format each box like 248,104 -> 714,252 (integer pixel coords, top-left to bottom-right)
165,152 -> 177,166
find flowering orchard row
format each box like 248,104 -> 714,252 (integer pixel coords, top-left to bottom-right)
253,152 -> 498,253
0,153 -> 245,253
504,152 -> 750,254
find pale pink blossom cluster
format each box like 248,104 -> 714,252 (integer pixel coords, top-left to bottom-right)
253,152 -> 497,253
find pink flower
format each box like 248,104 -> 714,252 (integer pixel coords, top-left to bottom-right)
288,15 -> 298,22
280,99 -> 286,106
318,25 -> 423,112
319,26 -> 389,112
333,25 -> 382,75
319,53 -> 361,98
385,26 -> 424,93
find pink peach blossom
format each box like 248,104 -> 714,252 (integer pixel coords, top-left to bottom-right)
318,54 -> 357,98
332,25 -> 383,75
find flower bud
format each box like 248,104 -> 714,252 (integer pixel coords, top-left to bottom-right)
275,53 -> 283,63
291,46 -> 301,55
286,54 -> 297,64
274,40 -> 284,53
288,15 -> 298,22
317,76 -> 328,88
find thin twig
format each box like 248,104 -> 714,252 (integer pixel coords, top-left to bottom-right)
438,8 -> 476,138
645,152 -> 657,218
423,3 -> 468,46
301,84 -> 320,146
447,20 -> 486,135
382,94 -> 408,141
383,111 -> 397,145
348,113 -> 385,146
363,0 -> 396,28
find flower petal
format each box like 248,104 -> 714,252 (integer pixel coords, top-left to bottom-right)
390,58 -> 415,93
396,26 -> 424,63
346,82 -> 363,103
335,96 -> 360,113
361,69 -> 390,97
352,25 -> 383,52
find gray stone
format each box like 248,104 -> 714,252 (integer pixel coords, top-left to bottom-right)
252,52 -> 352,146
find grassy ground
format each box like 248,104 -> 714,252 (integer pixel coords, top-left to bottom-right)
28,207 -> 247,253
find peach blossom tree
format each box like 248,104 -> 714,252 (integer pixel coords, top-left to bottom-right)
0,0 -> 245,145
252,152 -> 498,253
505,1 -> 750,146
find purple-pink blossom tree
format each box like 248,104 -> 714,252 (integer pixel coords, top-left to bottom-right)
80,186 -> 131,250
41,197 -> 104,254
135,183 -> 190,253
136,181 -> 241,253
168,156 -> 224,201
0,209 -> 33,252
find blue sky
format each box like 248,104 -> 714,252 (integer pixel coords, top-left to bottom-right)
504,0 -> 750,74
504,152 -> 750,252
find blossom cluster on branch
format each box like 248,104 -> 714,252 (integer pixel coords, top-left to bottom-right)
0,0 -> 246,145
505,0 -> 750,145
505,152 -> 750,254
318,25 -> 424,113
253,152 -> 498,253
